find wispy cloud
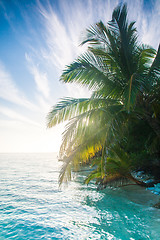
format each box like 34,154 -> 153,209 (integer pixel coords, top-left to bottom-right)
37,0 -> 114,70
0,106 -> 41,127
37,1 -> 79,70
37,0 -> 160,74
35,0 -> 118,97
140,2 -> 160,49
25,53 -> 50,99
126,0 -> 160,49
0,0 -> 159,153
35,0 -> 160,99
0,61 -> 38,111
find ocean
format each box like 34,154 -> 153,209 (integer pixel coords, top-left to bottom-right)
0,153 -> 159,239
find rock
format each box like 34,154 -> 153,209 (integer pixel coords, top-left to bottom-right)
153,201 -> 160,209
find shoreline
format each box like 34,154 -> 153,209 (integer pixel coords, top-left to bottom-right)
118,184 -> 160,208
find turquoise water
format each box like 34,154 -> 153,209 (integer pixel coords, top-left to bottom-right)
0,153 -> 159,240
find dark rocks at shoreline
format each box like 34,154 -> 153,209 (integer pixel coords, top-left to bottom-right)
153,201 -> 160,209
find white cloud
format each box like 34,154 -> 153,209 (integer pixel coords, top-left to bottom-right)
0,106 -> 40,127
0,0 -> 160,153
37,0 -> 160,73
126,0 -> 160,50
38,2 -> 78,70
0,61 -> 38,111
35,93 -> 52,114
36,0 -> 160,101
37,0 -> 113,70
36,0 -> 117,98
25,54 -> 50,99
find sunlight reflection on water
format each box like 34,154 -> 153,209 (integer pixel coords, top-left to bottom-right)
0,153 -> 159,239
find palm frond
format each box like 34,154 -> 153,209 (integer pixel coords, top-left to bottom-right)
108,3 -> 139,78
47,97 -> 102,127
48,3 -> 160,187
60,51 -> 120,91
85,170 -> 102,185
149,44 -> 160,77
137,45 -> 156,73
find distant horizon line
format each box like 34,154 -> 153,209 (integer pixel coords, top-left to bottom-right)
0,152 -> 58,154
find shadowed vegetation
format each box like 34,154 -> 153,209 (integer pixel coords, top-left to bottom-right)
47,3 -> 160,188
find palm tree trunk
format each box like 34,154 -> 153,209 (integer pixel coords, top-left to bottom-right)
128,175 -> 160,187
128,175 -> 147,187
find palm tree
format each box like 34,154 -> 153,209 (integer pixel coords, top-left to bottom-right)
47,3 -> 160,187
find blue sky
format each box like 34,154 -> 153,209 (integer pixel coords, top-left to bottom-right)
0,0 -> 160,152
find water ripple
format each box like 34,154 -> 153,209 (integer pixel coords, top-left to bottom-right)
0,153 -> 159,239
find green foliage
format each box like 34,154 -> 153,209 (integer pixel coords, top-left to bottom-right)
47,3 -> 160,187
